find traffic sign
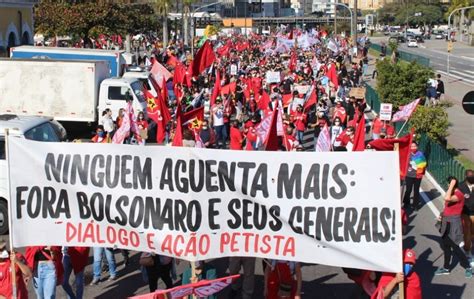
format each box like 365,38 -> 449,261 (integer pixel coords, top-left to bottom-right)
462,91 -> 474,115
447,41 -> 453,52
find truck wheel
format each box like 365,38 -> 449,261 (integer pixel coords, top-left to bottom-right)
0,201 -> 8,235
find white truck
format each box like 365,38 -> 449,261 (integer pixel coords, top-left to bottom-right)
0,59 -> 147,122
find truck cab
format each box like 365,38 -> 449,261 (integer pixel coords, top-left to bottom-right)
122,70 -> 160,98
98,77 -> 148,119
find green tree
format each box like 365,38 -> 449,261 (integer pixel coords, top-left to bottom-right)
410,105 -> 449,141
375,59 -> 433,108
183,0 -> 195,47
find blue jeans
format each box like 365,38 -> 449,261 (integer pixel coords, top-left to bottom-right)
62,255 -> 84,299
93,247 -> 116,280
33,261 -> 57,299
214,125 -> 227,148
296,130 -> 304,145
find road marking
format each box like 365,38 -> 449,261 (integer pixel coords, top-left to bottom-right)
420,188 -> 441,218
460,56 -> 474,61
437,70 -> 474,84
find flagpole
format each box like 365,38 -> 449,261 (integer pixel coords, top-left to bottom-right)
4,129 -> 17,299
393,142 -> 405,299
395,119 -> 409,139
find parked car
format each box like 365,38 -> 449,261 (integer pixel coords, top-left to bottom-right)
0,114 -> 67,234
388,35 -> 406,44
407,39 -> 418,48
433,31 -> 446,39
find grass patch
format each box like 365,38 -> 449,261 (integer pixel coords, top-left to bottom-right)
447,144 -> 474,171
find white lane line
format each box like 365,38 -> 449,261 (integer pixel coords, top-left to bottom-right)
437,70 -> 474,84
420,189 -> 441,218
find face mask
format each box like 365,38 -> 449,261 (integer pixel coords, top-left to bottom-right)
335,122 -> 340,125
467,176 -> 474,184
403,263 -> 413,276
411,148 -> 417,153
98,131 -> 105,138
0,250 -> 8,259
202,126 -> 208,130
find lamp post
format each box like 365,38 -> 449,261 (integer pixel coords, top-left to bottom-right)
191,1 -> 231,56
447,5 -> 474,75
314,1 -> 353,40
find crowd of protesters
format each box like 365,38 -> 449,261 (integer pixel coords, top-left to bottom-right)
1,27 -> 473,299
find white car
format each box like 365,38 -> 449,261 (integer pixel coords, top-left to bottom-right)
0,114 -> 67,234
407,39 -> 418,47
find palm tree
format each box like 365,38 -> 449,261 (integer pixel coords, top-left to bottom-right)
183,0 -> 195,47
154,0 -> 171,48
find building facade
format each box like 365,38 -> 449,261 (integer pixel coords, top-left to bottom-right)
0,0 -> 36,54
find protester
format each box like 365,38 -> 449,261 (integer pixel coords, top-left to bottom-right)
229,257 -> 255,299
100,108 -> 115,137
0,241 -> 31,299
264,260 -> 302,299
229,120 -> 244,150
62,247 -> 89,299
90,247 -> 116,285
372,249 -> 422,299
403,142 -> 426,209
136,111 -> 148,145
139,253 -> 173,292
25,246 -> 63,299
91,125 -> 111,143
181,261 -> 217,299
436,74 -> 444,101
200,120 -> 215,148
460,169 -> 474,265
435,177 -> 473,278
211,98 -> 227,148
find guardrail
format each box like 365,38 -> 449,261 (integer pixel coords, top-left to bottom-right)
370,43 -> 430,67
365,84 -> 465,190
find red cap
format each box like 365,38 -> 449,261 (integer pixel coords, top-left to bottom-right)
403,249 -> 416,264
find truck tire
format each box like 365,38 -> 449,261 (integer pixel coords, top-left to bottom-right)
0,201 -> 8,235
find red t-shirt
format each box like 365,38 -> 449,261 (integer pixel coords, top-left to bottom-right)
372,272 -> 422,299
443,189 -> 465,216
372,118 -> 383,134
0,254 -> 29,299
245,128 -> 258,150
293,112 -> 307,131
229,127 -> 243,150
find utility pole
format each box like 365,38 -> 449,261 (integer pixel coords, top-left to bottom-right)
334,0 -> 337,35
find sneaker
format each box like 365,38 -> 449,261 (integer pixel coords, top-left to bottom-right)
107,276 -> 117,282
466,268 -> 473,279
434,268 -> 450,276
90,278 -> 100,285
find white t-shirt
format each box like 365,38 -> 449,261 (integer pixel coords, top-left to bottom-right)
102,115 -> 115,133
212,105 -> 225,126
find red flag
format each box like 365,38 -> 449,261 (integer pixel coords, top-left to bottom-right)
289,51 -> 297,71
182,106 -> 204,125
192,40 -> 216,77
263,107 -> 280,151
369,130 -> 414,178
258,91 -> 271,111
172,104 -> 183,147
144,89 -> 159,124
166,54 -> 179,67
303,87 -> 317,111
154,89 -> 171,145
173,62 -> 187,86
220,82 -> 237,96
186,63 -> 193,87
288,29 -> 293,40
327,63 -> 339,89
211,70 -> 221,107
161,77 -> 168,102
282,94 -> 293,107
352,115 -> 366,151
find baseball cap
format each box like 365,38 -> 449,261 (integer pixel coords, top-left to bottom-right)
403,249 -> 416,264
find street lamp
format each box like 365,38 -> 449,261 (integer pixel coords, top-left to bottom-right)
447,5 -> 474,75
314,1 -> 353,40
191,0 -> 235,56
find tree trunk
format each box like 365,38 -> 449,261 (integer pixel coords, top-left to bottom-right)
184,5 -> 190,47
162,16 -> 169,48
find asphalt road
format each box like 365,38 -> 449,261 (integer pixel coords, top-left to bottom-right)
372,37 -> 474,85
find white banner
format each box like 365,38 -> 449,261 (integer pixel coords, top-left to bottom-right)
8,138 -> 402,272
380,103 -> 393,121
266,71 -> 281,83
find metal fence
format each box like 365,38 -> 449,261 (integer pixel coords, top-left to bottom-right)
364,85 -> 465,190
370,43 -> 430,67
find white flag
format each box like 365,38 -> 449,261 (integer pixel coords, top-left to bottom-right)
316,125 -> 331,152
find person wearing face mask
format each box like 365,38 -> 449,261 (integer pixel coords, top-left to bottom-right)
199,120 -> 215,148
372,249 -> 422,299
402,142 -> 427,209
136,111 -> 149,145
91,125 -> 111,143
229,120 -> 244,150
459,169 -> 474,266
100,108 -> 115,137
335,126 -> 355,151
292,105 -> 306,145
0,241 -> 31,299
330,117 -> 344,148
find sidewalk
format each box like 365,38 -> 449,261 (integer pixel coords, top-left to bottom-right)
366,54 -> 474,163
